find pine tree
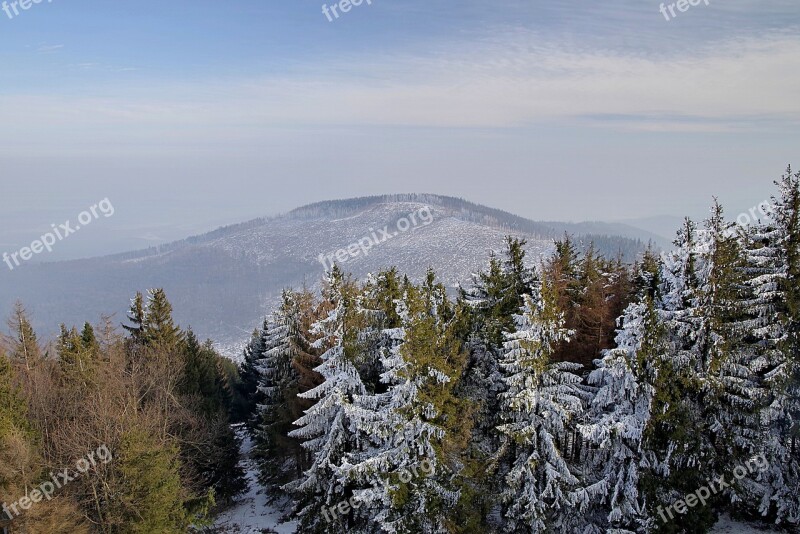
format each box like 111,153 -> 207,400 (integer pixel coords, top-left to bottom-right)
123,291 -> 146,345
7,301 -> 41,371
496,276 -> 592,532
181,329 -> 226,416
334,270 -> 472,533
643,215 -> 720,533
57,323 -> 98,387
236,319 -> 268,422
458,238 -> 537,529
695,201 -> 769,512
0,347 -> 30,440
107,428 -> 191,533
285,267 -> 368,532
81,322 -> 100,357
178,330 -> 246,501
255,299 -> 302,489
143,288 -> 184,351
462,237 -> 536,348
579,297 -> 663,532
751,167 -> 800,525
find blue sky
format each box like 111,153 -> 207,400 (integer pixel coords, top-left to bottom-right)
1,0 -> 799,258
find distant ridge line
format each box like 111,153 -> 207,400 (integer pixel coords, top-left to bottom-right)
56,194 -> 659,265
287,193 -> 560,238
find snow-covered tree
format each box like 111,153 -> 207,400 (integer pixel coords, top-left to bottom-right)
456,238 -> 537,527
334,271 -> 472,533
497,276 -> 593,532
747,167 -> 800,526
254,291 -> 303,488
236,318 -> 268,422
644,214 -> 729,532
284,267 -> 368,532
579,296 -> 663,532
695,202 -> 771,515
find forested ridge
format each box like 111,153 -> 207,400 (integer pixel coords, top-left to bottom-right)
1,169 -> 799,533
242,169 -> 800,533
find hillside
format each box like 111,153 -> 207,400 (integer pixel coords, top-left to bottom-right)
0,194 -> 656,353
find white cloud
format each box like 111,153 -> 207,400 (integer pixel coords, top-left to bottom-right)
1,30 -> 799,154
36,43 -> 64,53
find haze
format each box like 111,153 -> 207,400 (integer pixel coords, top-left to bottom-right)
1,0 -> 799,260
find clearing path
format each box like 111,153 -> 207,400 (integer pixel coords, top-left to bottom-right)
214,424 -> 297,534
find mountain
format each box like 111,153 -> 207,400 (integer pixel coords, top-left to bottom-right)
0,194 -> 653,355
614,215 -> 686,244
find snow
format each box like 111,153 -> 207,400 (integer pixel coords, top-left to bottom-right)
209,428 -> 780,534
214,425 -> 297,534
710,514 -> 779,533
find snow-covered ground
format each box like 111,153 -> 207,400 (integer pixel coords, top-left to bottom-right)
710,515 -> 779,533
214,425 -> 777,534
213,425 -> 297,534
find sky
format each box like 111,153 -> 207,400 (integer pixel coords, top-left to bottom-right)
1,0 -> 799,259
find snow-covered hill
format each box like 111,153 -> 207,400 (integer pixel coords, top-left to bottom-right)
0,194 -> 655,354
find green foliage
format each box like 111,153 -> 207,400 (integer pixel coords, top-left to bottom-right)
402,271 -> 474,456
465,237 -> 536,348
108,429 -> 191,534
122,291 -> 146,345
0,350 -> 31,440
234,323 -> 267,422
7,301 -> 41,370
57,323 -> 98,387
181,329 -> 228,417
143,289 -> 184,351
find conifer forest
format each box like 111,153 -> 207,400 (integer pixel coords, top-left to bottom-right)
1,170 -> 798,533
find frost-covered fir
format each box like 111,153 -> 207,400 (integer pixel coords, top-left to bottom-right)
457,238 -> 534,513
747,168 -> 800,525
284,268 -> 368,532
497,278 -> 593,532
254,290 -> 301,488
335,271 -> 470,534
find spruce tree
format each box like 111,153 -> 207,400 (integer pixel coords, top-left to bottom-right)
122,291 -> 146,345
752,167 -> 800,525
696,201 -> 768,510
0,347 -> 30,439
7,301 -> 41,370
57,323 -> 98,387
236,319 -> 268,422
182,329 -> 225,416
496,276 -> 592,532
580,296 -> 663,532
334,270 -> 472,533
285,267 -> 368,532
255,301 -> 302,489
143,288 -> 184,351
644,216 -> 719,533
108,428 -> 191,534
